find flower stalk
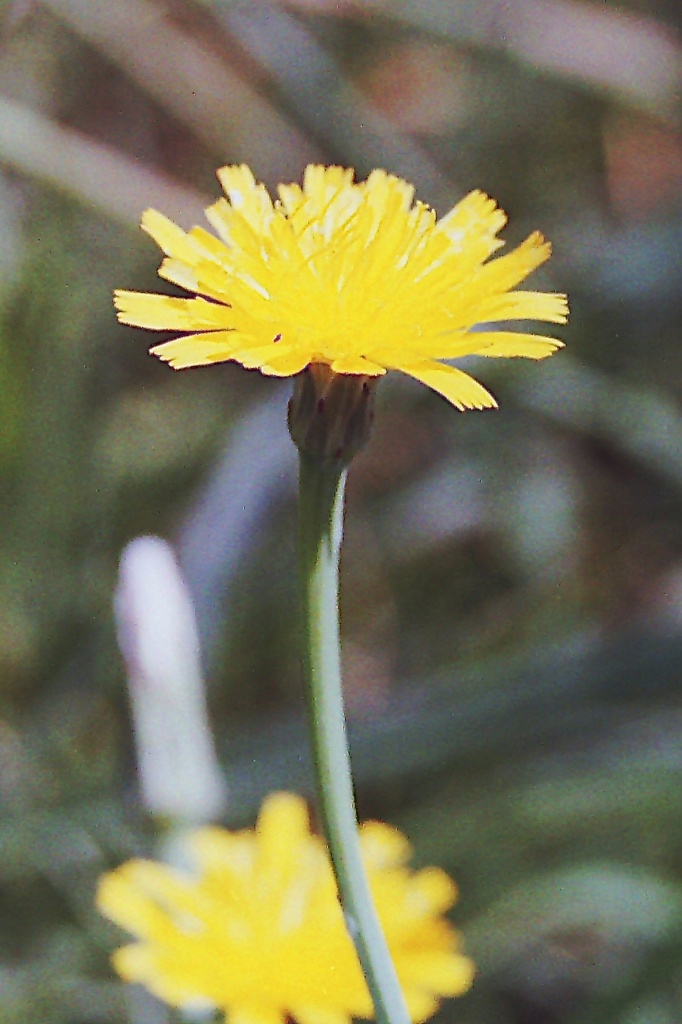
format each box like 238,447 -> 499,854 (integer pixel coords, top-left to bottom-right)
297,450 -> 411,1024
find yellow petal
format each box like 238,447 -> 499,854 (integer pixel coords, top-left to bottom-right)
360,822 -> 411,869
150,331 -> 241,368
465,331 -> 566,359
328,356 -> 386,375
188,827 -> 254,879
231,342 -> 302,373
463,290 -> 569,327
156,257 -> 198,293
187,225 -> 233,262
230,1007 -> 286,1024
217,164 -> 272,223
215,165 -> 276,237
97,865 -> 171,938
256,793 -> 310,880
403,989 -> 440,1023
364,168 -> 415,212
404,951 -> 476,994
303,165 -> 355,200
114,945 -> 206,1006
157,257 -> 236,306
438,190 -> 507,263
112,944 -> 160,985
296,1008 -> 353,1024
110,861 -> 200,917
259,351 -> 314,376
405,869 -> 456,916
114,291 -> 233,331
400,361 -> 498,411
141,210 -> 202,263
476,231 -> 552,292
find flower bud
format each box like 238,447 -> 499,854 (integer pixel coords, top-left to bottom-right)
288,362 -> 378,467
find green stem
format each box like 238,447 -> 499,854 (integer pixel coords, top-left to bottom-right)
298,453 -> 411,1024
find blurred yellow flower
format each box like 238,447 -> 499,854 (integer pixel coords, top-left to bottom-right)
115,165 -> 567,411
97,792 -> 473,1024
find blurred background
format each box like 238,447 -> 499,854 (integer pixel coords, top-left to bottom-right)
1,0 -> 682,1021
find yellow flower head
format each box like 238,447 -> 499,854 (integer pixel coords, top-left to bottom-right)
97,792 -> 474,1024
115,165 -> 567,411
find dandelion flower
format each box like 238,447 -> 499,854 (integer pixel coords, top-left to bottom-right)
97,792 -> 474,1024
115,164 -> 567,411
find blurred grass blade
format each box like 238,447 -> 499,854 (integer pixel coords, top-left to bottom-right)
42,0 -> 322,176
382,0 -> 682,123
214,0 -> 456,203
0,95 -> 209,224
